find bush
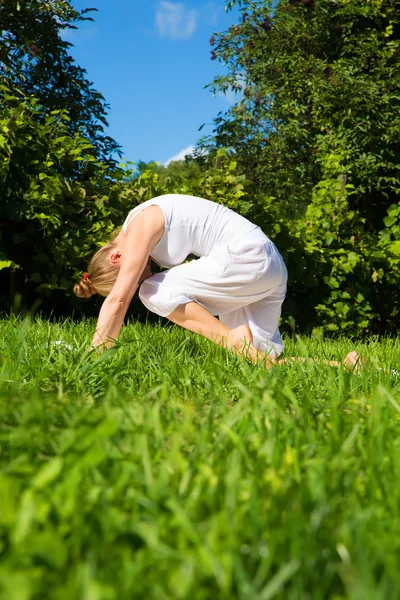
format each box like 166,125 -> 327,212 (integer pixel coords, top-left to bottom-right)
0,86 -> 133,311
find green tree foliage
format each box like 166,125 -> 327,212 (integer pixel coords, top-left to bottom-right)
0,0 -> 120,161
132,156 -> 207,187
0,0 -> 125,313
0,82 -> 133,313
202,0 -> 400,334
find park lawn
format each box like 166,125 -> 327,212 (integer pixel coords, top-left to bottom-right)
0,316 -> 399,600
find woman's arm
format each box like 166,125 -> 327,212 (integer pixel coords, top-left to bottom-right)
92,206 -> 165,349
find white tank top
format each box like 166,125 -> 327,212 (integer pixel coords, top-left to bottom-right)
122,194 -> 269,268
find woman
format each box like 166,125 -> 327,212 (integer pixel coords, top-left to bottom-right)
74,193 -> 360,368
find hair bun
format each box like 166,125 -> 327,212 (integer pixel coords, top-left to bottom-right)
73,276 -> 96,299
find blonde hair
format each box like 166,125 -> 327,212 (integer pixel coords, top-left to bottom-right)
74,239 -> 120,299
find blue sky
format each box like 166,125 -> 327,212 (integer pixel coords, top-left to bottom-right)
65,1 -> 240,165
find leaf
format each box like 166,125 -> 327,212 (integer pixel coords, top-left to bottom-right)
32,457 -> 63,490
0,260 -> 13,271
13,490 -> 35,545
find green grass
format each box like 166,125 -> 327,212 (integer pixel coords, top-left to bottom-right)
0,316 -> 399,600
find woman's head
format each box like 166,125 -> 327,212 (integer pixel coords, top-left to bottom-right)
74,240 -> 121,299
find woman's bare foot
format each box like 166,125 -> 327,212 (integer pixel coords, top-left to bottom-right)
227,324 -> 252,351
343,351 -> 366,371
226,325 -> 265,363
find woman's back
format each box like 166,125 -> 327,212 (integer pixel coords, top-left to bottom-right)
122,194 -> 268,268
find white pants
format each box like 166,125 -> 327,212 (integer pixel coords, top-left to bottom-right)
139,238 -> 287,358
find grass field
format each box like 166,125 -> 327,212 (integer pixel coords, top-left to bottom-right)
0,316 -> 400,600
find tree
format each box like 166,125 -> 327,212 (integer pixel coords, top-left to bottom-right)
201,0 -> 400,334
131,156 -> 207,187
0,0 -> 120,163
0,1 -> 124,312
205,0 -> 399,211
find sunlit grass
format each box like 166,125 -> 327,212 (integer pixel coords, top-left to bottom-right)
0,316 -> 399,599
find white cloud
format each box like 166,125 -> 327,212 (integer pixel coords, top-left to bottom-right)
164,144 -> 195,166
156,2 -> 198,40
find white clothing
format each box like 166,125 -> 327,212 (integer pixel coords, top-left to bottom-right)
123,194 -> 287,357
122,194 -> 267,268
